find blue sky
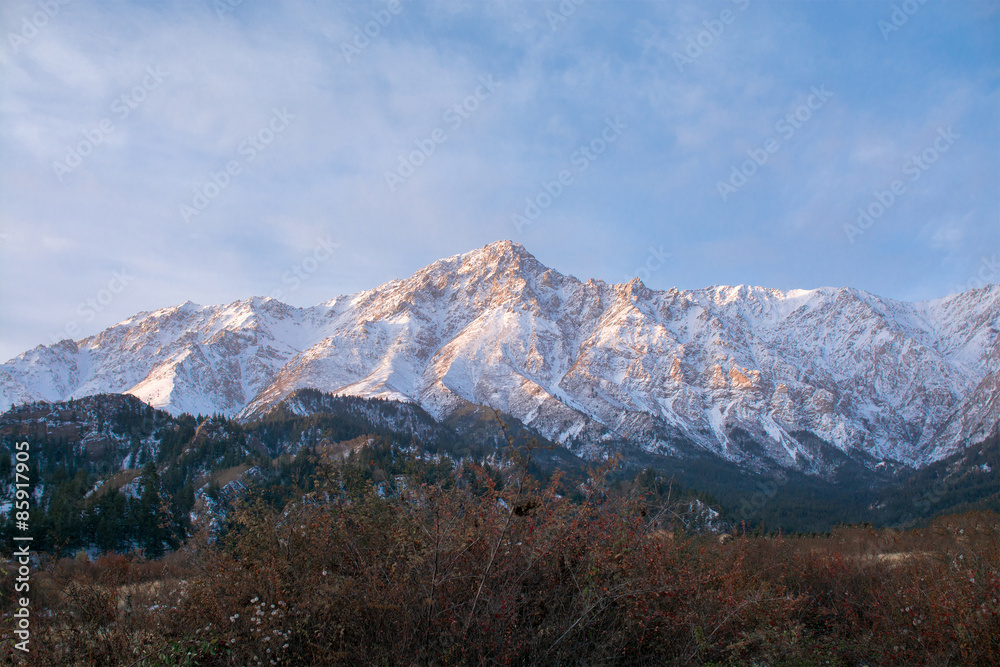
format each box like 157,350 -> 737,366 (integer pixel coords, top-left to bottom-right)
1,0 -> 997,362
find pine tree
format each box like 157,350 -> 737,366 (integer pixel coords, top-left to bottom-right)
137,462 -> 173,559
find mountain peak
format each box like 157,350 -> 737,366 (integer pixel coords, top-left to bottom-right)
462,240 -> 537,267
431,240 -> 548,283
480,239 -> 530,256
1,242 -> 997,474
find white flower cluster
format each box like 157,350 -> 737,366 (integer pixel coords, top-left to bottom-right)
234,597 -> 293,664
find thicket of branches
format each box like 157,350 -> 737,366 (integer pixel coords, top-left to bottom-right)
2,434 -> 998,666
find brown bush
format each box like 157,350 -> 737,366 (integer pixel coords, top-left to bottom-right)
3,467 -> 998,666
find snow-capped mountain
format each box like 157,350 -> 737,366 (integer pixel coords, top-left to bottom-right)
2,241 -> 997,473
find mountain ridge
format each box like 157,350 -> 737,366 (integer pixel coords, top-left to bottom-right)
2,240 -> 997,475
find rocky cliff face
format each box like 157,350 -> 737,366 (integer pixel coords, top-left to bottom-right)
2,240 -> 997,473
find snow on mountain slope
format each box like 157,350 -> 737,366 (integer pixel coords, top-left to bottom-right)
2,241 -> 997,472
